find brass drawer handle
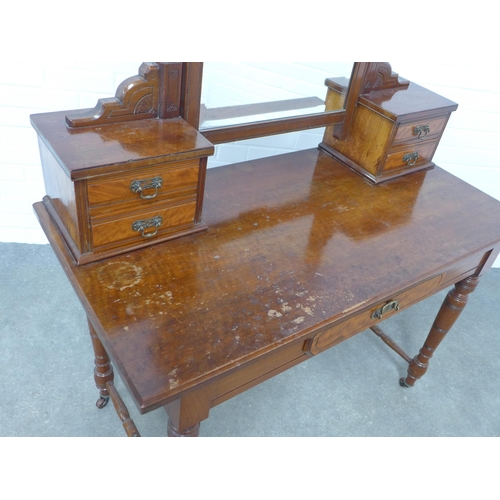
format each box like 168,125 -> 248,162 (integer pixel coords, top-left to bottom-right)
413,124 -> 430,140
371,300 -> 400,320
130,176 -> 163,199
132,215 -> 163,238
403,152 -> 419,166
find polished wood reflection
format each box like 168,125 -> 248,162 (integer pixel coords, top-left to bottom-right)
34,148 -> 500,435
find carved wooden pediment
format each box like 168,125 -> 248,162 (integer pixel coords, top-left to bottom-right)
361,62 -> 409,93
65,62 -> 185,128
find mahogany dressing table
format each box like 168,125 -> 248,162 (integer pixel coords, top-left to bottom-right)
31,63 -> 500,436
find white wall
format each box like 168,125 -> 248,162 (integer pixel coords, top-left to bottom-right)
391,61 -> 500,203
201,62 -> 352,168
1,61 -> 499,267
0,62 -> 141,244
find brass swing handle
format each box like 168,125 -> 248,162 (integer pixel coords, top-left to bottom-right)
413,124 -> 430,140
403,152 -> 419,166
132,215 -> 163,238
371,300 -> 400,320
130,176 -> 163,199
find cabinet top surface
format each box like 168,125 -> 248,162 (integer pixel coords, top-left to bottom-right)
34,148 -> 500,411
31,111 -> 214,178
361,82 -> 458,119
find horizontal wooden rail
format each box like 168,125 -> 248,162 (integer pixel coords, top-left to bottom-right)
106,381 -> 141,437
370,325 -> 412,364
201,110 -> 346,145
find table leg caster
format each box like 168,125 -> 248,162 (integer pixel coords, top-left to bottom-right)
96,396 -> 109,409
399,377 -> 410,388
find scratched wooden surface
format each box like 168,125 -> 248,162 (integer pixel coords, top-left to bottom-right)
34,148 -> 500,413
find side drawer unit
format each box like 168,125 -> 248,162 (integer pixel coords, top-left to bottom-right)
320,80 -> 457,184
31,112 -> 214,265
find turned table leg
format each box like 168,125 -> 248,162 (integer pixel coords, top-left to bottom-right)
400,276 -> 479,388
164,387 -> 211,437
88,318 -> 114,408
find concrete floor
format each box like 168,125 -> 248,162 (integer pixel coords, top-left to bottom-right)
1,242 -> 500,437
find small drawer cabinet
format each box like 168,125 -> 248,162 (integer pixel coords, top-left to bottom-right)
31,111 -> 214,265
320,78 -> 458,183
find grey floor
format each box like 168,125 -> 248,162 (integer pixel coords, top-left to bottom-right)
1,242 -> 500,438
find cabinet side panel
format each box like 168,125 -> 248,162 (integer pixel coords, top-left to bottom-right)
322,104 -> 393,176
38,138 -> 82,251
325,87 -> 346,111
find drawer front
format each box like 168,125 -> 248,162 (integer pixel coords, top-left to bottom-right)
306,274 -> 442,356
91,201 -> 197,249
384,140 -> 438,171
394,115 -> 448,143
87,159 -> 200,207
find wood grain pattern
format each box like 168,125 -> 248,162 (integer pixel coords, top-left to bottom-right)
91,200 -> 197,249
306,275 -> 443,356
33,148 -> 500,417
31,114 -> 214,179
322,81 -> 458,183
394,116 -> 447,142
385,140 -> 437,171
87,160 -> 200,207
324,103 -> 394,175
38,139 -> 83,249
360,82 -> 457,120
30,64 -> 500,435
31,111 -> 214,263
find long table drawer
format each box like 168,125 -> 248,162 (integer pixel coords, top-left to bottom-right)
305,274 -> 442,356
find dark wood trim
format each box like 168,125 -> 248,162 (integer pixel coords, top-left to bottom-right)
332,62 -> 371,140
65,62 -> 159,128
158,62 -> 183,119
180,62 -> 204,129
331,62 -> 411,141
201,110 -> 345,145
195,157 -> 207,223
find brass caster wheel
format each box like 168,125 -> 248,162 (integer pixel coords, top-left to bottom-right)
399,377 -> 410,388
96,396 -> 109,409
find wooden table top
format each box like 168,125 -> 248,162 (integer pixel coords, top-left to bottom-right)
34,148 -> 500,413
